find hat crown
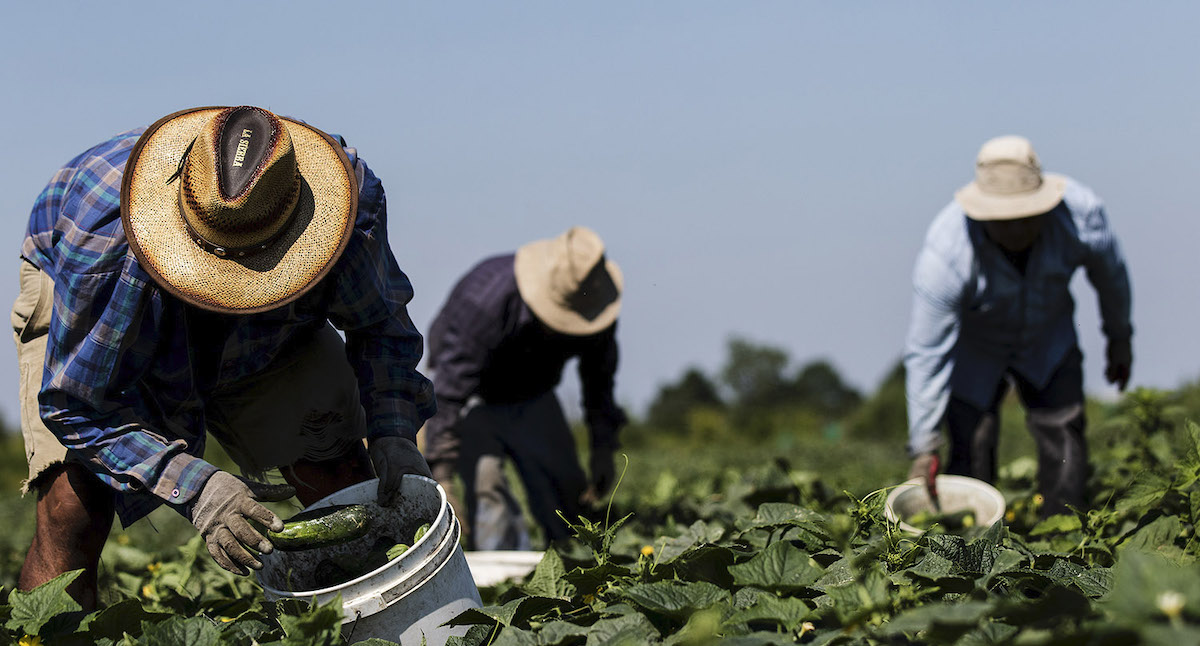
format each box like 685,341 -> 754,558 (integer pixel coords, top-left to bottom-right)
178,106 -> 301,255
553,226 -> 605,286
973,135 -> 1044,196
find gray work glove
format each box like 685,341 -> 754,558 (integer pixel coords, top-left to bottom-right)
189,472 -> 297,575
369,436 -> 433,507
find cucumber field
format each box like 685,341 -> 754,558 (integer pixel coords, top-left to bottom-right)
2,380 -> 1200,644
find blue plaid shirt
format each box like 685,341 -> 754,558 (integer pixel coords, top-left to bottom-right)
23,127 -> 435,525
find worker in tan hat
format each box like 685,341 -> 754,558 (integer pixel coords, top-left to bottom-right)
13,106 -> 434,608
422,226 -> 627,550
904,135 -> 1132,517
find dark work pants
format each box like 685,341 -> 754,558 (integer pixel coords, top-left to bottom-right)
456,391 -> 589,550
945,348 -> 1087,516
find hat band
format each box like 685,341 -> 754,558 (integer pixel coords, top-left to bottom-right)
177,192 -> 300,259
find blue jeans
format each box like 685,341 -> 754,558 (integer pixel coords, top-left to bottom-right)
946,347 -> 1087,517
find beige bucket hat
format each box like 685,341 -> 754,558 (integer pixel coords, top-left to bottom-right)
954,135 -> 1066,221
514,226 -> 623,336
121,106 -> 357,314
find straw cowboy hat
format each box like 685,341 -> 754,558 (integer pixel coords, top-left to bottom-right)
514,226 -> 623,336
954,135 -> 1066,221
121,105 -> 357,314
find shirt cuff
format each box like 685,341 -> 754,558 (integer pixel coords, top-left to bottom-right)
906,432 -> 944,459
152,453 -> 219,507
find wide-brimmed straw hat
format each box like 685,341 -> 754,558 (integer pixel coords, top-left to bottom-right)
121,106 -> 357,314
514,226 -> 623,336
954,135 -> 1066,221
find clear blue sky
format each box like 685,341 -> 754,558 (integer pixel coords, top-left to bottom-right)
1,2 -> 1198,428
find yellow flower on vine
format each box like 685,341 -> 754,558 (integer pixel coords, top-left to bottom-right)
19,635 -> 43,646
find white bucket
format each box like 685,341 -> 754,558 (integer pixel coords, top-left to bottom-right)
465,550 -> 544,587
257,476 -> 482,646
884,474 -> 1006,535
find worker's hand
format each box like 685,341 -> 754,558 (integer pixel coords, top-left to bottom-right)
1105,338 -> 1133,392
369,436 -> 432,507
588,446 -> 616,500
907,452 -> 940,502
189,472 -> 296,575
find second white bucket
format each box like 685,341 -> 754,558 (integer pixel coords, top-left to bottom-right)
257,476 -> 482,646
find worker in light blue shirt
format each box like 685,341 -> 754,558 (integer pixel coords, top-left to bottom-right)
904,135 -> 1132,516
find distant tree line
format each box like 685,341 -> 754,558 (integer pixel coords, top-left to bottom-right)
640,336 -> 907,443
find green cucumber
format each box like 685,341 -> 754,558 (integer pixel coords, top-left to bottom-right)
268,504 -> 372,551
386,543 -> 410,560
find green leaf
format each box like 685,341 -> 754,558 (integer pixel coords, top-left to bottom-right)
522,550 -> 574,599
445,596 -> 572,629
954,621 -> 1020,646
994,584 -> 1091,626
490,627 -> 541,646
741,503 -> 829,533
527,620 -> 591,645
729,540 -> 824,593
1027,511 -> 1084,535
563,563 -> 630,596
348,639 -> 401,646
277,596 -> 344,645
86,599 -> 175,640
904,552 -> 953,581
444,624 -> 496,646
665,544 -> 737,588
986,548 -> 1027,575
1113,473 -> 1172,516
138,616 -> 221,646
1118,514 -> 1184,555
223,618 -> 275,645
723,589 -> 811,631
1102,550 -> 1200,626
5,569 -> 83,636
656,520 -> 726,563
819,564 -> 893,624
584,613 -> 660,645
874,600 -> 990,637
708,632 -> 798,646
1044,559 -> 1113,598
620,580 -> 730,619
924,531 -> 1002,574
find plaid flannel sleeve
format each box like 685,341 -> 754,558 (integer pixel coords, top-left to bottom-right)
326,152 -> 436,442
40,256 -> 218,514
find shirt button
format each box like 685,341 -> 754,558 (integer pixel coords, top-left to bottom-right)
171,488 -> 180,498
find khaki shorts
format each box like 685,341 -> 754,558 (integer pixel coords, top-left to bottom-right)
12,260 -> 366,492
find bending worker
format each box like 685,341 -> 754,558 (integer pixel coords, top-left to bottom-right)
423,226 -> 628,550
14,106 -> 434,608
904,135 -> 1133,517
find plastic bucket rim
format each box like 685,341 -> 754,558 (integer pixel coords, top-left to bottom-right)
258,475 -> 448,598
364,504 -> 463,614
883,474 -> 1006,534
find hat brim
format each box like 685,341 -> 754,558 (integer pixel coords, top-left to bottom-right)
514,239 -> 623,336
954,173 -> 1067,221
121,107 -> 357,314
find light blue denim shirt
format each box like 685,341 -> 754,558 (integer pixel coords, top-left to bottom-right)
904,177 -> 1132,456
